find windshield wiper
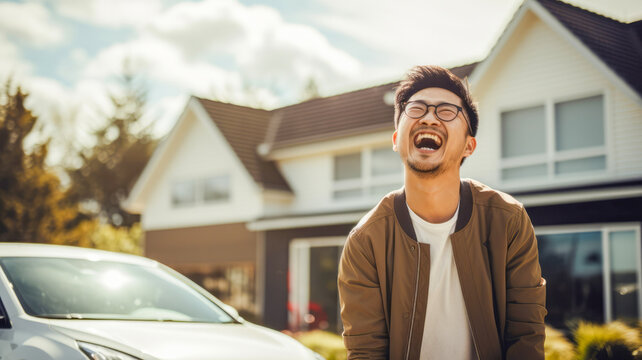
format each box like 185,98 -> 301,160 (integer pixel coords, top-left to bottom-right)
38,313 -> 85,319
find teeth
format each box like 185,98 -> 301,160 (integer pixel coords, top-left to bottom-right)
415,133 -> 442,146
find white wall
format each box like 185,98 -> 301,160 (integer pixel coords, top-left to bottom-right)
463,10 -> 642,191
141,105 -> 263,230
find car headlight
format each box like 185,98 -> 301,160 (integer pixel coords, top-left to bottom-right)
77,341 -> 141,360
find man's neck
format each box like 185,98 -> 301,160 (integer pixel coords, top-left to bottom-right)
405,170 -> 461,224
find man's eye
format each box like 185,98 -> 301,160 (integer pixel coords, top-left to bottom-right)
407,105 -> 425,113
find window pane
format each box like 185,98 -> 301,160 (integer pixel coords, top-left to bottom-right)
555,95 -> 604,151
333,188 -> 362,199
501,105 -> 546,158
334,153 -> 361,181
538,231 -> 603,329
172,180 -> 196,206
369,184 -> 401,198
371,147 -> 401,176
501,163 -> 547,180
609,230 -> 639,321
555,155 -> 606,175
309,246 -> 342,333
203,176 -> 230,203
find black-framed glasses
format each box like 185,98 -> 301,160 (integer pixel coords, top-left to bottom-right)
402,100 -> 473,135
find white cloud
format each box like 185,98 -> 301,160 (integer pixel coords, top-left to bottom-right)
144,0 -> 361,102
0,35 -> 32,80
313,0 -> 521,69
82,35 -> 245,100
21,76 -> 111,151
80,0 -> 362,107
147,0 -> 250,59
0,2 -> 65,47
0,0 -> 366,167
53,0 -> 163,28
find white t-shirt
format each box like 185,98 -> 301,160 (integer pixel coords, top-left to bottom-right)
407,204 -> 477,360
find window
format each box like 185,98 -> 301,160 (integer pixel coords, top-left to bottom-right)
202,176 -> 230,202
332,145 -> 402,200
501,95 -> 606,182
537,224 -> 641,329
171,180 -> 196,206
171,175 -> 230,207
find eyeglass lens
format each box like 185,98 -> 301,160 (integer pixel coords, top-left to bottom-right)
404,102 -> 459,121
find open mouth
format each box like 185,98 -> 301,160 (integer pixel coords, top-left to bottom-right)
413,133 -> 443,150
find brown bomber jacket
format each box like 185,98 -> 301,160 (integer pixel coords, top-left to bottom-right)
338,179 -> 547,360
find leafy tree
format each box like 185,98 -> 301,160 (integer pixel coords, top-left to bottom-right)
67,68 -> 157,228
301,77 -> 320,101
0,82 -> 88,244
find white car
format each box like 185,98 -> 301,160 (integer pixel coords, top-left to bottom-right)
0,243 -> 324,360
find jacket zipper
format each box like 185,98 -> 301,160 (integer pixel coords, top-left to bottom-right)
466,311 -> 481,360
405,244 -> 421,360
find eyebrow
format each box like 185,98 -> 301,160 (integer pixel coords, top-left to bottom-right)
407,99 -> 463,107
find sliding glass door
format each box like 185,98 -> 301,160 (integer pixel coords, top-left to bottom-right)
537,224 -> 641,329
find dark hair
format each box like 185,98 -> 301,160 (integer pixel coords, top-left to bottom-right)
394,65 -> 478,137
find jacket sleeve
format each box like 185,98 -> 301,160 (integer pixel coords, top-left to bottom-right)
504,206 -> 547,360
338,230 -> 389,360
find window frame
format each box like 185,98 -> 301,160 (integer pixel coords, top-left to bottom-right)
288,237 -> 345,333
535,222 -> 642,323
332,145 -> 402,201
499,91 -> 610,186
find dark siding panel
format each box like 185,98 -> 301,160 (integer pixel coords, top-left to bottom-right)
527,197 -> 642,226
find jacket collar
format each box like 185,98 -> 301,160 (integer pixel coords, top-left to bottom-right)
393,179 -> 473,240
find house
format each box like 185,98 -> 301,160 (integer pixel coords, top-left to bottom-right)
125,0 -> 642,332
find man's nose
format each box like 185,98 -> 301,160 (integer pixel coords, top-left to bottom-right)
418,107 -> 442,127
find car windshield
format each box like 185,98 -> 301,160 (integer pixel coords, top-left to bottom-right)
0,257 -> 235,323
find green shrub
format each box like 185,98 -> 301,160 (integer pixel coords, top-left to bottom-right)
295,330 -> 346,360
545,325 -> 575,360
574,321 -> 640,360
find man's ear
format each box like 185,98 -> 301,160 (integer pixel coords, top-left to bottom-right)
463,136 -> 476,158
392,131 -> 398,152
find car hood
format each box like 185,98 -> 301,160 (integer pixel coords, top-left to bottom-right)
48,320 -> 314,360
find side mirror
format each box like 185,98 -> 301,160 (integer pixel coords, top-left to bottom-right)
0,298 -> 11,329
0,311 -> 9,329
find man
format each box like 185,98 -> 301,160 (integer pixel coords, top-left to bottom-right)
338,65 -> 546,360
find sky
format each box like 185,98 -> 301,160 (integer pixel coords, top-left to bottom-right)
1,0 -> 641,164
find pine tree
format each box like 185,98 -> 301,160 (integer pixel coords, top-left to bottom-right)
67,68 -> 157,227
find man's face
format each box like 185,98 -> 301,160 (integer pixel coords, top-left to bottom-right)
392,87 -> 476,177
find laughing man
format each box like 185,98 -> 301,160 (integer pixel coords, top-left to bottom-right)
338,65 -> 547,360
